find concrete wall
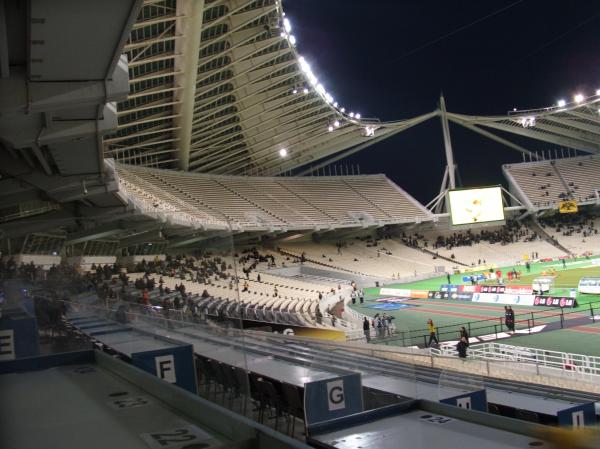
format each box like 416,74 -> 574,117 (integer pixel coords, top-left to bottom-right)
66,256 -> 117,271
3,254 -> 61,270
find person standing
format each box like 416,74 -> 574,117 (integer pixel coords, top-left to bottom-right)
457,326 -> 469,358
359,289 -> 364,304
507,306 -> 515,332
504,306 -> 511,332
363,317 -> 371,342
382,313 -> 390,337
374,314 -> 382,338
446,272 -> 451,284
427,319 -> 439,347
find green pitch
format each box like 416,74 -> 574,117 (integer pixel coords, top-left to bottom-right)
352,256 -> 600,351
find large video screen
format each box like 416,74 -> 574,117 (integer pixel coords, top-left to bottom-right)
448,187 -> 504,226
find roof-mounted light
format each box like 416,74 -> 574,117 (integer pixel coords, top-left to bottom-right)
283,18 -> 292,33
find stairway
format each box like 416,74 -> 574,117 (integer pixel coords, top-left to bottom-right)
528,218 -> 571,255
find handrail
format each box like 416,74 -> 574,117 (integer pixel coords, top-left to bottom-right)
377,299 -> 597,347
432,341 -> 600,379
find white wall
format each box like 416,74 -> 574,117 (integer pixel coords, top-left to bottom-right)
3,254 -> 61,270
118,255 -> 166,266
67,256 -> 117,271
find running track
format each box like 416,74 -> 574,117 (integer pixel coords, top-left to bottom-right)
403,300 -> 588,320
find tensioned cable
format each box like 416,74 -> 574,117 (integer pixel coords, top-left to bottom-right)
386,0 -> 524,66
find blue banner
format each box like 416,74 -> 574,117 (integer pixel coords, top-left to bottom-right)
557,402 -> 596,427
0,311 -> 39,361
440,389 -> 487,412
304,374 -> 363,426
131,344 -> 197,394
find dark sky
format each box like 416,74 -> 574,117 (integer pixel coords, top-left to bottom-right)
284,0 -> 600,203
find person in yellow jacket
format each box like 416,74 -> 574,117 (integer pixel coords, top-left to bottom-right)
427,319 -> 439,347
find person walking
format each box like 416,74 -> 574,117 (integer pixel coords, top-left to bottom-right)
504,306 -> 511,332
427,318 -> 439,347
363,317 -> 371,343
457,326 -> 469,358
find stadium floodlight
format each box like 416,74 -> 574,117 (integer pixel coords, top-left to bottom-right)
303,88 -> 309,94
596,89 -> 600,96
333,102 -> 338,107
292,89 -> 298,94
325,93 -> 333,103
279,148 -> 288,157
557,99 -> 566,107
280,32 -> 286,37
283,18 -> 292,33
298,56 -> 310,73
334,120 -> 340,128
355,113 -> 361,119
289,35 -> 296,46
365,126 -> 375,137
349,112 -> 355,118
574,93 -> 584,103
328,125 -> 334,132
340,107 -> 345,112
316,83 -> 326,95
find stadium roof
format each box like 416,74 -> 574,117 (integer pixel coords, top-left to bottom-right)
102,0 -> 416,175
106,0 -> 600,175
444,94 -> 600,158
2,0 -> 600,241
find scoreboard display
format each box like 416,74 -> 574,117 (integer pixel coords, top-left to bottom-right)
448,187 -> 505,226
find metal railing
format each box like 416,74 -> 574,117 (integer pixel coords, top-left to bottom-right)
432,341 -> 600,381
376,300 -> 598,347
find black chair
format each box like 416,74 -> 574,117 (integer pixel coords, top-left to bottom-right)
488,403 -> 501,415
515,409 -> 540,423
219,364 -> 240,407
232,366 -> 251,415
281,382 -> 305,436
206,359 -> 225,400
256,379 -> 283,429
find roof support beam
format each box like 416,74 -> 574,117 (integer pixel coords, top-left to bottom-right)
474,121 -> 600,153
446,115 -> 538,159
439,95 -> 456,189
174,0 -> 205,170
66,220 -> 135,245
296,112 -> 439,176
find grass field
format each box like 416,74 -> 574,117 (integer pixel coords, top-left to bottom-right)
351,256 -> 600,353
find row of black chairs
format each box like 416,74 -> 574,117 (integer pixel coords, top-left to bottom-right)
488,403 -> 546,424
195,356 -> 305,436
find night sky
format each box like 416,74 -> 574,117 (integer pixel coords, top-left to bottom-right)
284,0 -> 600,203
